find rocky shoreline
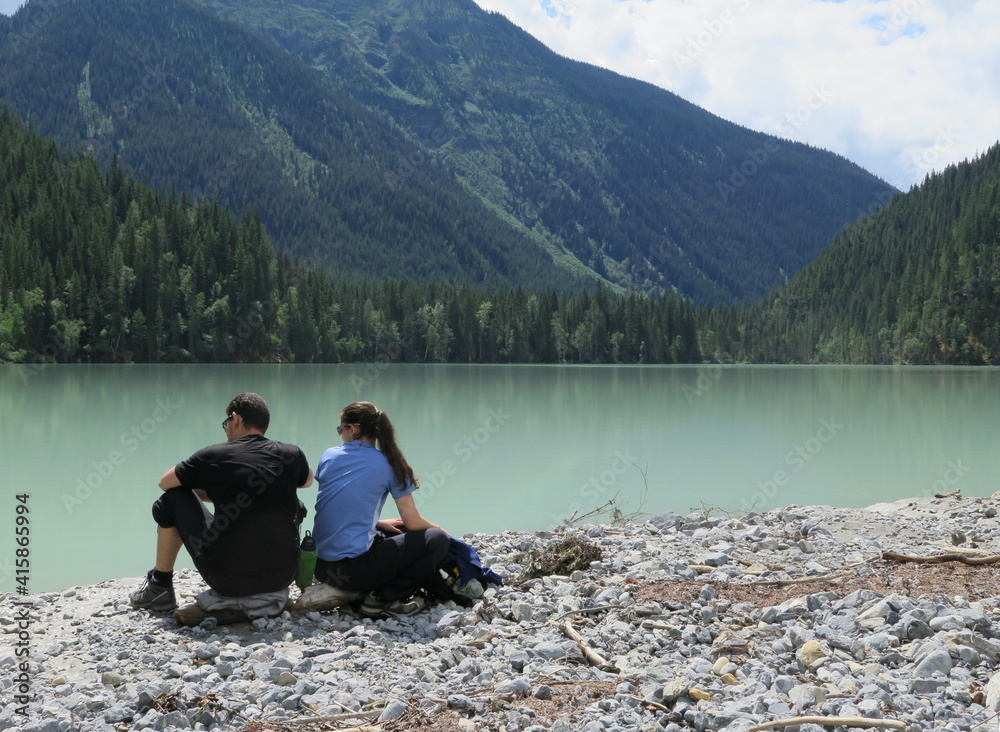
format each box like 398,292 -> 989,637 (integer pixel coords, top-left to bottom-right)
5,494 -> 1000,732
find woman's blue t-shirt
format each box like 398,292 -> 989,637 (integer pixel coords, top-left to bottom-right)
313,441 -> 416,561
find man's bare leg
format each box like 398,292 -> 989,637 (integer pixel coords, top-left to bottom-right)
155,526 -> 183,572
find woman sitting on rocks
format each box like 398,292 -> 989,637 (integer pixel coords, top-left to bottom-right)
311,401 -> 449,618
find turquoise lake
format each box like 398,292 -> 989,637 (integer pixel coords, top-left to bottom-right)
1,364 -> 997,593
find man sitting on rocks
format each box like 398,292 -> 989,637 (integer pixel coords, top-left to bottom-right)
129,392 -> 313,618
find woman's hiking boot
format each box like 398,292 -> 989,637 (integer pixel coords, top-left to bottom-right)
359,591 -> 424,618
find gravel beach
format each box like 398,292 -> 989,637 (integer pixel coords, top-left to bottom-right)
5,494 -> 1000,732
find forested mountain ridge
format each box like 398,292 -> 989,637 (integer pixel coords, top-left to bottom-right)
701,143 -> 1000,364
198,0 -> 898,302
1,0 -> 895,303
0,109 -> 700,365
5,100 -> 998,367
0,0 -> 582,293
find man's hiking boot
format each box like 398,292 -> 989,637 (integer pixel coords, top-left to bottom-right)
359,591 -> 424,618
129,571 -> 177,612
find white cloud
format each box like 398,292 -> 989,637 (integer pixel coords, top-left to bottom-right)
474,0 -> 1000,189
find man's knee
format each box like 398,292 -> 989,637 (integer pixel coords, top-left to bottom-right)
151,489 -> 202,533
150,493 -> 177,527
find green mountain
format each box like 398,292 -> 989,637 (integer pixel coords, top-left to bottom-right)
701,144 -> 1000,364
0,0 -> 895,303
199,0 -> 898,303
0,0 -> 578,293
0,108 -> 701,365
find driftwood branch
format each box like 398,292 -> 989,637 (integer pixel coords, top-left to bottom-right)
262,709 -> 383,725
748,716 -> 906,731
559,621 -> 619,673
746,571 -> 851,587
625,694 -> 669,712
551,604 -> 622,621
882,551 -> 1000,566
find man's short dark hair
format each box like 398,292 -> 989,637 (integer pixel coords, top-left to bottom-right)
226,393 -> 270,433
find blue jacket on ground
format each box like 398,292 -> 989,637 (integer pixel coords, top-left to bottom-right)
450,537 -> 503,587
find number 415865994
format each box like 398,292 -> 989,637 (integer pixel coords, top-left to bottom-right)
15,494 -> 29,593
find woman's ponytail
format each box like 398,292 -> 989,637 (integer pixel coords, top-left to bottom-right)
341,401 -> 418,489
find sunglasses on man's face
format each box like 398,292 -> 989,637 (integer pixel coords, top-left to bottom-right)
222,414 -> 234,430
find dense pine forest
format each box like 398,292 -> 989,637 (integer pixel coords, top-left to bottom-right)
5,105 -> 1000,367
0,110 -> 700,365
703,143 -> 1000,365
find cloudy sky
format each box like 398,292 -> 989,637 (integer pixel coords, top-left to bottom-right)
472,0 -> 1000,190
3,0 -> 998,189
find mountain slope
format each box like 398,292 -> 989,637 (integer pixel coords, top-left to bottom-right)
199,0 -> 898,302
702,143 -> 1000,364
0,107 -> 701,365
0,0 -> 582,292
1,0 -> 896,302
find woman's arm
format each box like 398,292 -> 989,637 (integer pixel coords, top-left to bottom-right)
376,517 -> 404,535
393,493 -> 441,532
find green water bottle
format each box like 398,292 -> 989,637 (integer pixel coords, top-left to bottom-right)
296,530 -> 317,589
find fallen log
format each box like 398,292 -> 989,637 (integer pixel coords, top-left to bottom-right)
881,551 -> 1000,566
934,488 -> 961,498
288,583 -> 363,612
173,604 -> 256,627
748,715 -> 905,731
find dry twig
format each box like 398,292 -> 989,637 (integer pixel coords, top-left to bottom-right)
748,716 -> 905,731
882,551 -> 1000,566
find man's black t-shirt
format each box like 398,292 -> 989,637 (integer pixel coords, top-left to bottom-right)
174,434 -> 309,596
